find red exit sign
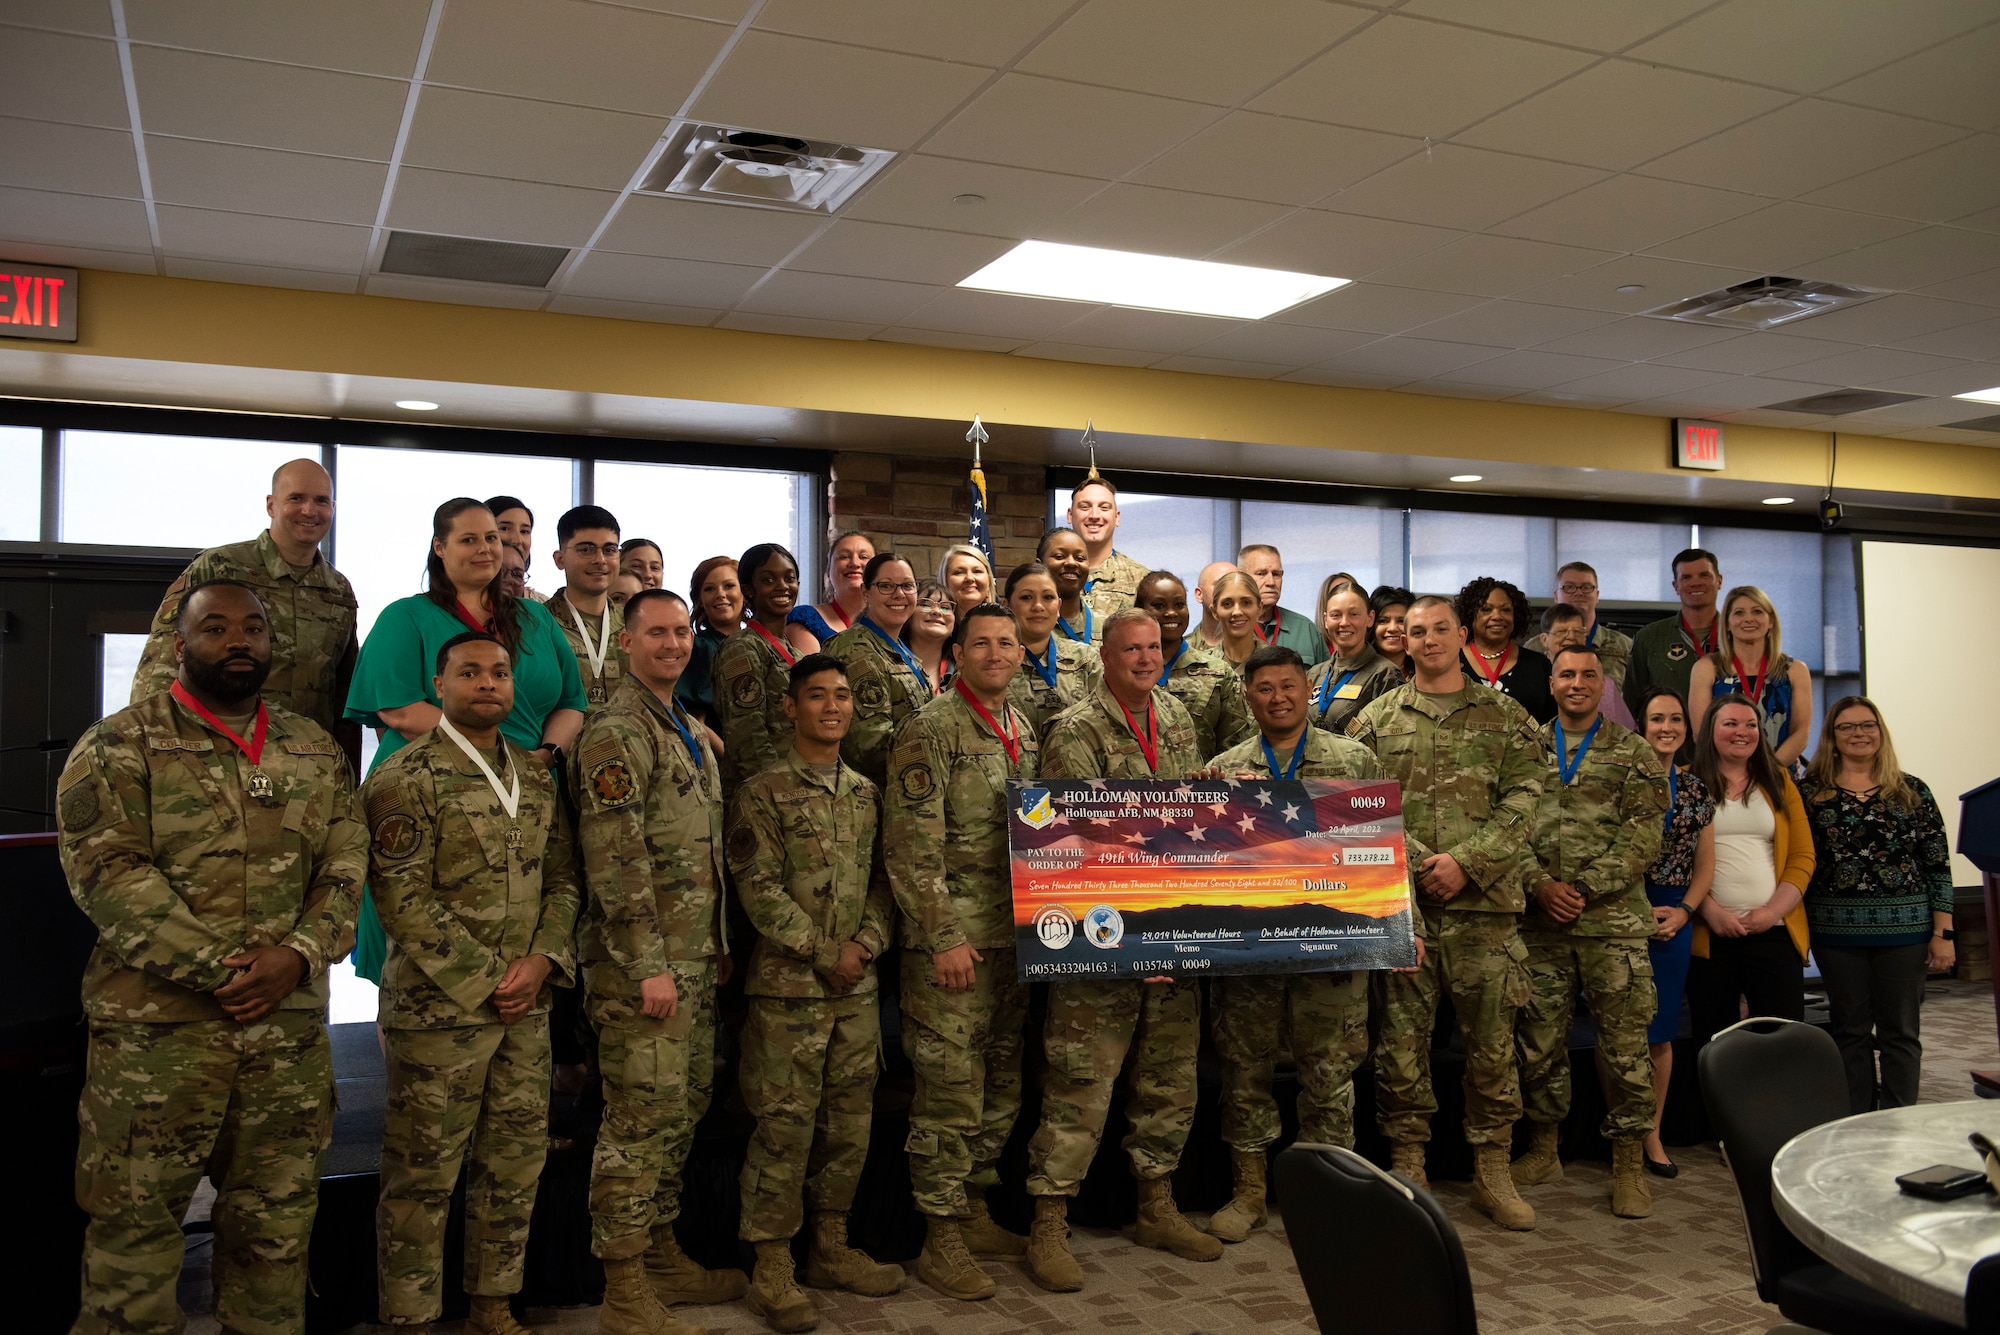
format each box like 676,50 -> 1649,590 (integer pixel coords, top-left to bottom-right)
0,261 -> 77,342
1674,418 -> 1725,471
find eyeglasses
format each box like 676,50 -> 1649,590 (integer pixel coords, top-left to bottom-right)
872,580 -> 918,594
1832,720 -> 1880,735
567,542 -> 618,559
1558,583 -> 1598,596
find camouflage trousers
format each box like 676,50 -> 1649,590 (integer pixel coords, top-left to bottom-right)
72,1013 -> 332,1335
586,960 -> 717,1260
1373,906 -> 1530,1146
376,1018 -> 552,1322
901,946 -> 1030,1219
1516,931 -> 1658,1142
1212,970 -> 1372,1152
1026,979 -> 1200,1195
738,992 -> 881,1241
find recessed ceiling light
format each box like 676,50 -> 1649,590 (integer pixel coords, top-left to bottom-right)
1616,284 -> 1646,293
952,193 -> 986,206
1762,496 -> 1795,505
1449,473 -> 1483,482
395,400 -> 439,411
957,240 -> 1347,320
1955,385 -> 2000,404
754,436 -> 777,444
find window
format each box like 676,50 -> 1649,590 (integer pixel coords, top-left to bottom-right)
0,426 -> 39,540
1555,519 -> 1689,603
1409,511 -> 1540,596
1706,526 -> 1824,672
1241,501 -> 1399,619
60,431 -> 310,548
101,633 -> 146,718
1069,492 -> 1220,585
592,460 -> 805,600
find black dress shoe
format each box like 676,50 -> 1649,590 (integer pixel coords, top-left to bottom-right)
1643,1152 -> 1679,1179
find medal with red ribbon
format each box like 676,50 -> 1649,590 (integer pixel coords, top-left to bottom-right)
1468,645 -> 1507,688
1731,653 -> 1767,708
1681,614 -> 1716,656
1117,695 -> 1160,773
453,599 -> 493,637
954,677 -> 1019,764
748,619 -> 796,666
170,681 -> 275,800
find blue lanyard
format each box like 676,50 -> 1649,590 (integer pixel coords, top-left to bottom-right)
1054,603 -> 1093,644
1024,640 -> 1059,689
1081,550 -> 1119,595
1554,716 -> 1602,786
1314,666 -> 1359,717
659,697 -> 703,771
1663,765 -> 1678,835
859,613 -> 926,684
1163,639 -> 1188,676
1261,733 -> 1306,780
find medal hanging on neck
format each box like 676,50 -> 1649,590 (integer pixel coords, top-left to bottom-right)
1117,695 -> 1160,773
438,715 -> 523,851
1681,613 -> 1715,656
1163,639 -> 1188,677
452,598 -> 493,637
859,613 -> 927,685
1261,732 -> 1305,781
748,618 -> 796,666
171,682 -> 275,800
570,596 -> 613,703
1054,603 -> 1093,645
1314,667 -> 1359,719
1024,639 -> 1059,689
1731,653 -> 1767,709
954,677 -> 1019,764
1554,715 -> 1603,787
656,695 -> 704,771
1468,645 -> 1505,688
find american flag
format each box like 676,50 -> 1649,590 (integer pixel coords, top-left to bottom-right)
966,415 -> 993,565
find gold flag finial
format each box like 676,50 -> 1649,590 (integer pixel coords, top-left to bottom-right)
1081,419 -> 1100,479
966,413 -> 988,467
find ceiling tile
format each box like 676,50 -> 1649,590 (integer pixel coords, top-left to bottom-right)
1322,145 -> 1605,232
425,0 -> 729,116
1438,348 -> 1631,390
1644,202 -> 1919,274
132,47 -> 406,158
751,0 -> 1071,64
124,0 -> 430,77
1132,112 -> 1417,207
612,0 -> 756,21
387,168 -> 615,246
1211,210 -> 1461,279
1532,316 -> 1743,360
842,155 -> 1101,236
1183,322 -> 1378,365
594,194 -> 824,265
1045,306 -> 1245,354
155,204 -> 372,271
544,294 -> 721,326
1807,226 -> 2000,293
0,240 -> 153,272
146,137 -> 388,225
924,75 -> 1218,179
897,288 -> 1102,341
1636,374 -> 1844,411
2,3 -> 114,36
403,87 -> 666,191
1772,345 -> 1973,386
1269,282 -> 1489,334
1307,336 -> 1502,381
1545,362 -> 1743,402
1491,174 -> 1768,253
1456,61 -> 1788,172
0,118 -> 140,198
1779,293 -> 1991,345
1929,267 -> 2000,307
1365,234 -> 1618,298
1892,315 -> 2000,360
786,221 -> 1010,285
734,269 -> 941,324
0,28 -> 129,128
1825,25 -> 2000,131
1653,331 -> 1860,375
1640,99 -> 1964,199
1013,342 -> 1160,368
1036,184 -> 1291,259
562,251 -> 766,307
1018,0 -> 1373,106
1250,15 -> 1594,140
1150,354 -> 1295,379
1405,301 -> 1622,349
692,31 -> 991,150
1863,360 -> 2000,397
1803,135 -> 2000,227
1510,255 -> 1761,313
0,183 -> 153,251
160,256 -> 357,292
1625,0 -> 1998,94
362,272 -> 550,308
1277,366 -> 1409,389
717,311 -> 884,340
870,326 -> 1028,353
1829,390 -> 2000,425
1397,0 -> 1712,52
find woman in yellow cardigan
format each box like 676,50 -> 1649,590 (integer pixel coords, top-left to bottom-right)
1686,696 -> 1816,1044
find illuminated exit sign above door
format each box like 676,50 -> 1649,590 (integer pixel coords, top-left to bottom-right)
1673,418 -> 1725,471
0,260 -> 77,342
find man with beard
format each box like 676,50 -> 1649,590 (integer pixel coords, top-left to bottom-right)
58,579 -> 367,1335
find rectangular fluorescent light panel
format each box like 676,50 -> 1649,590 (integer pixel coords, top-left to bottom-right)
1955,385 -> 2000,405
957,240 -> 1347,319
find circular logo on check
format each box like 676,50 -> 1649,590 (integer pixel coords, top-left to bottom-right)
1083,904 -> 1125,949
1034,905 -> 1075,950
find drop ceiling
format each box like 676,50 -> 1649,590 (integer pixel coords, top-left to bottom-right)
5,0 -> 2000,446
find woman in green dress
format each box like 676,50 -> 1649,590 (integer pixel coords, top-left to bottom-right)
343,497 -> 588,983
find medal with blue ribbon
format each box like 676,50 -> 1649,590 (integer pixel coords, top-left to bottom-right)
1554,715 -> 1603,787
1261,732 -> 1307,781
859,613 -> 927,684
1313,666 -> 1359,719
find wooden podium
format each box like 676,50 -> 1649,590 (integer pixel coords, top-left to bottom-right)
1960,778 -> 2000,1096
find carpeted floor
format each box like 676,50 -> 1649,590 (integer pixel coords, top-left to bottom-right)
183,978 -> 1999,1334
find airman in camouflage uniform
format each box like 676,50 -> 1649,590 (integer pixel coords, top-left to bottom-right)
1305,643 -> 1404,736
1510,646 -> 1666,1219
546,505 -> 630,709
1081,549 -> 1149,620
58,579 -> 365,1335
826,616 -> 930,789
1348,595 -> 1548,1231
1009,637 -> 1100,739
363,633 -> 581,1333
713,626 -> 795,792
883,604 -> 1040,1301
729,654 -> 902,1331
573,590 -> 743,1335
1162,641 -> 1254,759
547,589 -> 626,707
1067,478 -> 1148,620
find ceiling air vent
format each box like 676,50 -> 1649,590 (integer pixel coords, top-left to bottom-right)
1761,389 -> 1927,415
1947,414 -> 2000,433
380,231 -> 570,287
636,122 -> 893,215
1641,276 -> 1887,331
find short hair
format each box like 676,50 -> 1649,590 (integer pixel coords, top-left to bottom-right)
937,543 -> 994,589
622,537 -> 662,560
1100,606 -> 1159,649
1453,577 -> 1531,640
1036,526 -> 1083,560
1672,547 -> 1720,578
1244,644 -> 1306,684
914,576 -> 948,606
1370,584 -> 1415,617
1556,561 -> 1598,581
557,504 -> 620,545
1069,477 -> 1118,503
436,630 -> 506,675
862,551 -> 913,587
623,588 -> 688,625
177,578 -> 266,630
1540,602 -> 1587,633
1237,543 -> 1280,564
270,458 -> 326,493
953,601 -> 1020,649
1003,561 -> 1055,600
1549,643 -> 1602,673
787,652 -> 847,696
1135,569 -> 1185,602
485,495 -> 531,523
1408,593 -> 1457,622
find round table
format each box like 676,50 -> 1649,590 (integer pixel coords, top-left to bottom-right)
1772,1101 -> 2000,1327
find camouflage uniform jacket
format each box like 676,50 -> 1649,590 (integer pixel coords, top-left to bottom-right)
544,587 -> 627,707
1306,645 -> 1406,736
132,530 -> 360,755
573,676 -> 726,994
1041,681 -> 1200,782
1009,639 -> 1101,741
882,688 -> 1041,955
711,624 -> 794,793
1526,622 -> 1633,690
1162,641 -> 1255,760
360,728 -> 580,1028
1209,726 -> 1385,782
726,747 -> 893,998
1346,681 -> 1549,914
1524,715 -> 1666,938
56,690 -> 366,1023
827,620 -> 930,789
1082,549 -> 1149,620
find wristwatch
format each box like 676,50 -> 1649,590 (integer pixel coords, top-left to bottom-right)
1937,929 -> 1956,941
1678,901 -> 1699,918
538,743 -> 564,772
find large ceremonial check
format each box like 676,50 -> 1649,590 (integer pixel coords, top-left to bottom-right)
1006,777 -> 1417,981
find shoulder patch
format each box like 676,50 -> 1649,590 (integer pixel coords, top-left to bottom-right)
857,678 -> 890,712
59,780 -> 100,831
899,762 -> 935,801
578,728 -> 622,770
373,812 -> 423,861
589,757 -> 637,807
732,671 -> 764,708
726,820 -> 759,869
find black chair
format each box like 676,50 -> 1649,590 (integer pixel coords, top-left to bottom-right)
1698,1017 -> 1962,1335
1274,1142 -> 1477,1335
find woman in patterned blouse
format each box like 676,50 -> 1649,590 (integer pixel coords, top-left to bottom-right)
1636,686 -> 1715,1177
1800,696 -> 1955,1113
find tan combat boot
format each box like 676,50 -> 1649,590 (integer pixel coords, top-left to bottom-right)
745,1241 -> 817,1333
961,1185 -> 1028,1257
804,1211 -> 905,1296
1510,1121 -> 1564,1187
646,1222 -> 749,1306
1132,1175 -> 1225,1262
600,1255 -> 705,1335
1389,1141 -> 1428,1192
1470,1143 -> 1537,1231
1205,1149 -> 1269,1243
916,1215 -> 997,1301
1610,1140 -> 1654,1219
1024,1196 -> 1084,1292
467,1294 -> 532,1335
